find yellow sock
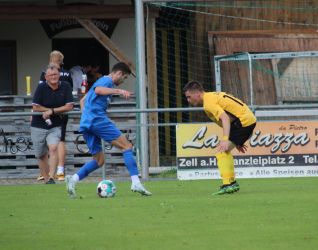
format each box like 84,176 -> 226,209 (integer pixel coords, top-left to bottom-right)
215,152 -> 235,185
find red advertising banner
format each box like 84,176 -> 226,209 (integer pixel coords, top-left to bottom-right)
176,121 -> 318,180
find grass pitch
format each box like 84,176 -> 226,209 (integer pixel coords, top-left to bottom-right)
0,177 -> 317,250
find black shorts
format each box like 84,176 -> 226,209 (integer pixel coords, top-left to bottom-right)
229,119 -> 256,146
60,115 -> 69,142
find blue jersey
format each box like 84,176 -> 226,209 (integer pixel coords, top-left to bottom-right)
79,76 -> 114,132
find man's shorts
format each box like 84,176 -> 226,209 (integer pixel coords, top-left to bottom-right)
82,119 -> 121,155
31,126 -> 61,158
229,119 -> 256,146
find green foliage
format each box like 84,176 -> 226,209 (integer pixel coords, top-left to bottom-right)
0,178 -> 317,250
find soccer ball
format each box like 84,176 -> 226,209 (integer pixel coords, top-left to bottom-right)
97,180 -> 116,198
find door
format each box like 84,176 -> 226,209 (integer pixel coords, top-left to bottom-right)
0,41 -> 17,95
52,38 -> 109,75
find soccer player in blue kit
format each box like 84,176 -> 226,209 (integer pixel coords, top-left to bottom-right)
65,62 -> 152,198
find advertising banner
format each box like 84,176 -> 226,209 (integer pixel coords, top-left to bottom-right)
176,121 -> 318,180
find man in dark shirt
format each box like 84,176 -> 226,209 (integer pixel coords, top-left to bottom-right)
31,63 -> 74,184
38,50 -> 73,181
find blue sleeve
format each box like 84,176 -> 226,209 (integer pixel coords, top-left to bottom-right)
93,77 -> 113,89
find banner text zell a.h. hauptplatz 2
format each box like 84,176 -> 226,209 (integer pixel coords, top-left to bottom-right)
176,121 -> 318,180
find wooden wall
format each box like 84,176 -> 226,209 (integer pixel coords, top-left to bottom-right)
195,1 -> 318,32
189,0 -> 318,104
208,31 -> 318,104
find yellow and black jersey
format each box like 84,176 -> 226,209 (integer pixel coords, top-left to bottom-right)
203,92 -> 256,127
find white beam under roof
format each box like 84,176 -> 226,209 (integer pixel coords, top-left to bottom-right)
214,51 -> 318,62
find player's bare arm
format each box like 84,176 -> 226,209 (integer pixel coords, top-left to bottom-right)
95,86 -> 132,99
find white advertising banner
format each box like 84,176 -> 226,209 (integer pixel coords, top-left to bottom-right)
176,121 -> 318,180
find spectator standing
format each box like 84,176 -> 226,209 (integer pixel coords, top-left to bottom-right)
38,50 -> 73,181
31,64 -> 74,184
70,63 -> 93,95
39,51 -> 73,87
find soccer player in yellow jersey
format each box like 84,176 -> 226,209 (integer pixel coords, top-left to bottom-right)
183,81 -> 257,195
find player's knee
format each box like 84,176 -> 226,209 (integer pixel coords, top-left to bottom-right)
97,158 -> 104,166
112,135 -> 133,151
93,153 -> 105,166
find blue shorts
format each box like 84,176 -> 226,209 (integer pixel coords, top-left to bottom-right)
82,120 -> 121,155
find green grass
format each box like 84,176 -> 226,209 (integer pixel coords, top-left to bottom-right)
0,178 -> 317,250
151,168 -> 177,178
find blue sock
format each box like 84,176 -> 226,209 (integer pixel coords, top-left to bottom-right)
77,159 -> 100,180
123,149 -> 139,176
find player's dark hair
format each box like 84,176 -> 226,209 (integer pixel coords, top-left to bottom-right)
111,62 -> 131,75
183,80 -> 204,93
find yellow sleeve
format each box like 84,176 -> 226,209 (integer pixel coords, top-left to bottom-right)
203,92 -> 224,122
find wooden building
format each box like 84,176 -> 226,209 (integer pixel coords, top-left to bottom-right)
192,0 -> 318,104
0,0 -> 139,95
1,1 -> 318,176
0,0 -> 160,178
